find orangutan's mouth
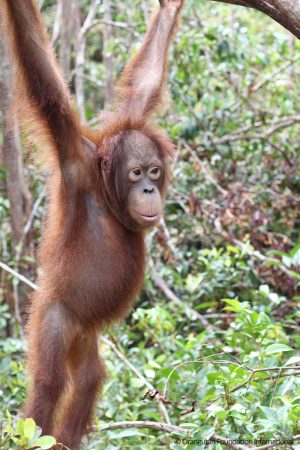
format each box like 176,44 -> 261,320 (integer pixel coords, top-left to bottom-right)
139,214 -> 159,222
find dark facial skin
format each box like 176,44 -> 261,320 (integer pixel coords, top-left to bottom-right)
115,131 -> 165,229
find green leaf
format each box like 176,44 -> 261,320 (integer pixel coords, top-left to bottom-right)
131,377 -> 145,388
287,270 -> 300,280
23,418 -> 36,440
178,422 -> 199,429
284,356 -> 300,366
226,245 -> 240,254
108,429 -> 144,439
259,406 -> 278,422
265,343 -> 293,354
29,436 -> 56,449
259,285 -> 270,296
16,419 -> 24,436
223,299 -> 241,312
186,273 -> 203,293
268,250 -> 288,257
5,410 -> 13,433
264,259 -> 281,266
144,368 -> 155,378
198,425 -> 215,439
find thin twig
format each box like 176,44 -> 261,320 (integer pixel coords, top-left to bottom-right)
212,115 -> 300,145
50,0 -> 62,46
100,419 -> 188,434
0,261 -> 37,291
232,238 -> 299,279
87,19 -> 139,36
99,420 -> 300,450
252,54 -> 300,92
11,188 -> 45,332
75,0 -> 98,121
24,190 -> 45,236
79,0 -> 98,38
210,365 -> 300,404
102,336 -> 171,425
251,435 -> 300,450
180,139 -> 228,196
153,276 -> 214,331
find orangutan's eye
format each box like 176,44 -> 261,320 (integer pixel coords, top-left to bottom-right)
149,166 -> 161,180
129,168 -> 142,182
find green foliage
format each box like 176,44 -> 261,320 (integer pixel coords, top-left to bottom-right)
92,294 -> 299,449
1,415 -> 56,450
0,311 -> 26,414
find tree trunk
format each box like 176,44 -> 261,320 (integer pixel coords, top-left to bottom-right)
59,0 -> 78,81
210,0 -> 300,38
75,0 -> 98,122
0,13 -> 32,335
103,0 -> 114,108
0,28 -> 24,245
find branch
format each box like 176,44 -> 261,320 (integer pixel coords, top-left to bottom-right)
50,0 -> 62,46
75,0 -> 98,121
103,0 -> 114,108
0,261 -> 37,291
153,276 -> 214,331
9,188 -> 45,332
101,336 -> 171,425
180,139 -> 228,196
209,0 -> 300,39
232,238 -> 299,280
22,188 -> 45,238
99,421 -> 249,449
79,0 -> 98,38
252,53 -> 300,92
211,115 -> 300,145
100,420 -> 188,435
102,337 -> 156,392
252,435 -> 300,450
87,19 -> 139,36
209,365 -> 300,405
99,421 -> 300,450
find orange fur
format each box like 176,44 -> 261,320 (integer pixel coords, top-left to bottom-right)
2,0 -> 183,448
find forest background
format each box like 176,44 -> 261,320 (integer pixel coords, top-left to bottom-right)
0,0 -> 299,449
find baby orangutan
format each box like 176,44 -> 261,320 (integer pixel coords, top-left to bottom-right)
2,0 -> 184,448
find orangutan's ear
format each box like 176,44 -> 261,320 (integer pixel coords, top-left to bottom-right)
100,158 -> 108,171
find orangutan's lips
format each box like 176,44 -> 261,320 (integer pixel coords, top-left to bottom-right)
140,214 -> 158,222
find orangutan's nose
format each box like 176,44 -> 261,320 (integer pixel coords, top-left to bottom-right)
143,187 -> 154,194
